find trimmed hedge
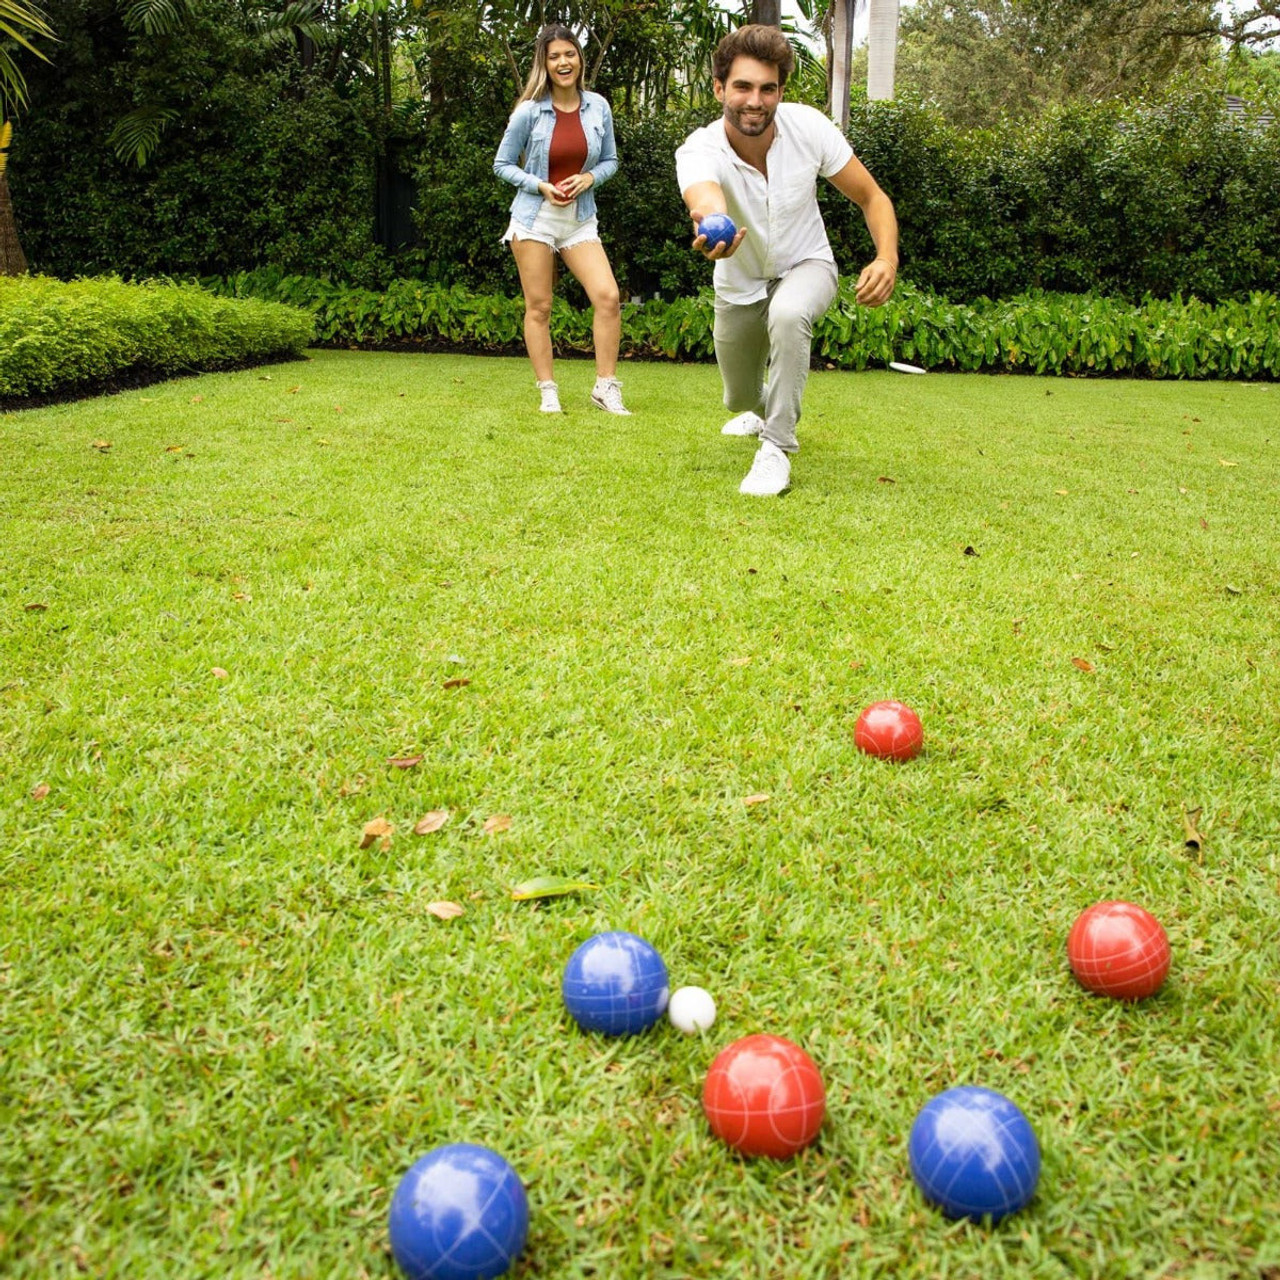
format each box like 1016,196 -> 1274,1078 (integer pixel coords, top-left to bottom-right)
397,89 -> 1280,304
0,276 -> 315,399
209,271 -> 1280,380
14,66 -> 1279,304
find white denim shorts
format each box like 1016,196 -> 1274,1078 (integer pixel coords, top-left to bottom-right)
502,200 -> 600,253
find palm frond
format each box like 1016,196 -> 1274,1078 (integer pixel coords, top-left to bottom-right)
107,104 -> 179,167
249,1 -> 330,49
0,0 -> 55,115
121,0 -> 188,36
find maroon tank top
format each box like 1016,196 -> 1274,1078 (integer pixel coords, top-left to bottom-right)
547,107 -> 588,188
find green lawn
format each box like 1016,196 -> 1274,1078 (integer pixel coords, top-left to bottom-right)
2,350 -> 1278,1279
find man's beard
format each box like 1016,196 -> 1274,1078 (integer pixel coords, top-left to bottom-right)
725,104 -> 774,137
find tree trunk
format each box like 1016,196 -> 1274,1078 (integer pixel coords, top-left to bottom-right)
867,0 -> 901,100
379,11 -> 393,118
751,0 -> 782,25
0,168 -> 28,276
830,0 -> 856,130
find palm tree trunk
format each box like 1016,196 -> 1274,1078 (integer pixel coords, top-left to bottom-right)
0,168 -> 28,276
751,0 -> 782,24
830,0 -> 856,130
867,0 -> 901,100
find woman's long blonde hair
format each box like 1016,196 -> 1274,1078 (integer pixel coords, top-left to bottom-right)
516,24 -> 585,105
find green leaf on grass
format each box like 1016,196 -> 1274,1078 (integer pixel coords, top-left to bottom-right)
511,876 -> 600,901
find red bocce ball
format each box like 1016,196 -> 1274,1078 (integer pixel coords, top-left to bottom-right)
854,700 -> 924,761
702,1034 -> 826,1159
1067,900 -> 1171,1000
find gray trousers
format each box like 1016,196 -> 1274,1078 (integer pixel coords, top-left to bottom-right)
712,259 -> 839,454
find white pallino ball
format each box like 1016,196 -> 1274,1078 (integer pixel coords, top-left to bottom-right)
667,986 -> 717,1034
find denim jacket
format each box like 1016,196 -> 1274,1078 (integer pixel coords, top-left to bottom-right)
493,91 -> 619,228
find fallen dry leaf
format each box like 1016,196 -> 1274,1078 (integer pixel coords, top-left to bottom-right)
275,417 -> 294,423
728,657 -> 752,667
425,900 -> 465,920
963,545 -> 979,556
211,667 -> 229,680
1200,517 -> 1209,531
414,810 -> 450,835
360,817 -> 394,849
31,783 -> 50,800
1182,805 -> 1205,856
483,814 -> 512,835
877,476 -> 895,484
1071,657 -> 1095,673
1218,459 -> 1238,467
190,395 -> 204,404
742,793 -> 770,806
1054,489 -> 1069,495
24,602 -> 48,612
288,385 -> 301,394
165,445 -> 184,453
388,754 -> 424,769
442,677 -> 471,690
92,440 -> 112,451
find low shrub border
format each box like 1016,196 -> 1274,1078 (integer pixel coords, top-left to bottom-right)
210,272 -> 1280,381
0,276 -> 315,403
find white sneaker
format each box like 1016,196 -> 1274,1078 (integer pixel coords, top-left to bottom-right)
739,440 -> 791,496
591,376 -> 631,416
722,411 -> 765,436
538,380 -> 561,413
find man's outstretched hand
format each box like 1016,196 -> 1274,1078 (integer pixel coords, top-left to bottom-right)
690,213 -> 748,261
855,257 -> 897,307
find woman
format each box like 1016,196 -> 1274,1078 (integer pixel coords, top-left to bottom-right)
494,24 -> 630,416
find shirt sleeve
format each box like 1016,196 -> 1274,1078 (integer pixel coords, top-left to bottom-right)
493,102 -> 542,194
588,96 -> 619,188
675,127 -> 722,195
813,108 -> 855,178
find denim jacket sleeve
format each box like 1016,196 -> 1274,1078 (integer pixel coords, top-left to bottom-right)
493,102 -> 542,194
586,94 -> 619,190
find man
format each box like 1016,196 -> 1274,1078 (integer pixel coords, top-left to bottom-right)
675,24 -> 899,496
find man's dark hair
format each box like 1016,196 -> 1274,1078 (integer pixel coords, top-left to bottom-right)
712,24 -> 795,88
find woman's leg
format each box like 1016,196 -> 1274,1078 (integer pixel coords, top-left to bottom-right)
510,237 -> 557,383
559,240 -> 621,378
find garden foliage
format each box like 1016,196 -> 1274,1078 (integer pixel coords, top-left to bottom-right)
9,19 -> 1279,306
210,271 -> 1280,381
0,276 -> 314,399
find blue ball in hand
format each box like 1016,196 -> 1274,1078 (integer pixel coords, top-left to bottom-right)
698,212 -> 737,249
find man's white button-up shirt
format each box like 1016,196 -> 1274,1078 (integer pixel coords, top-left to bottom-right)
676,103 -> 854,304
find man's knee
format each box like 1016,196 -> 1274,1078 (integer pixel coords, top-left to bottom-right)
767,304 -> 817,342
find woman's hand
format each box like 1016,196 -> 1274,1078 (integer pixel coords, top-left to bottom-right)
539,180 -> 575,207
550,172 -> 594,202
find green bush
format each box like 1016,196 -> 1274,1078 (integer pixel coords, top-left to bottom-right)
12,37 -> 385,284
0,276 -> 315,399
841,88 -> 1280,301
13,26 -> 1278,305
408,91 -> 1280,304
207,271 -> 1279,380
